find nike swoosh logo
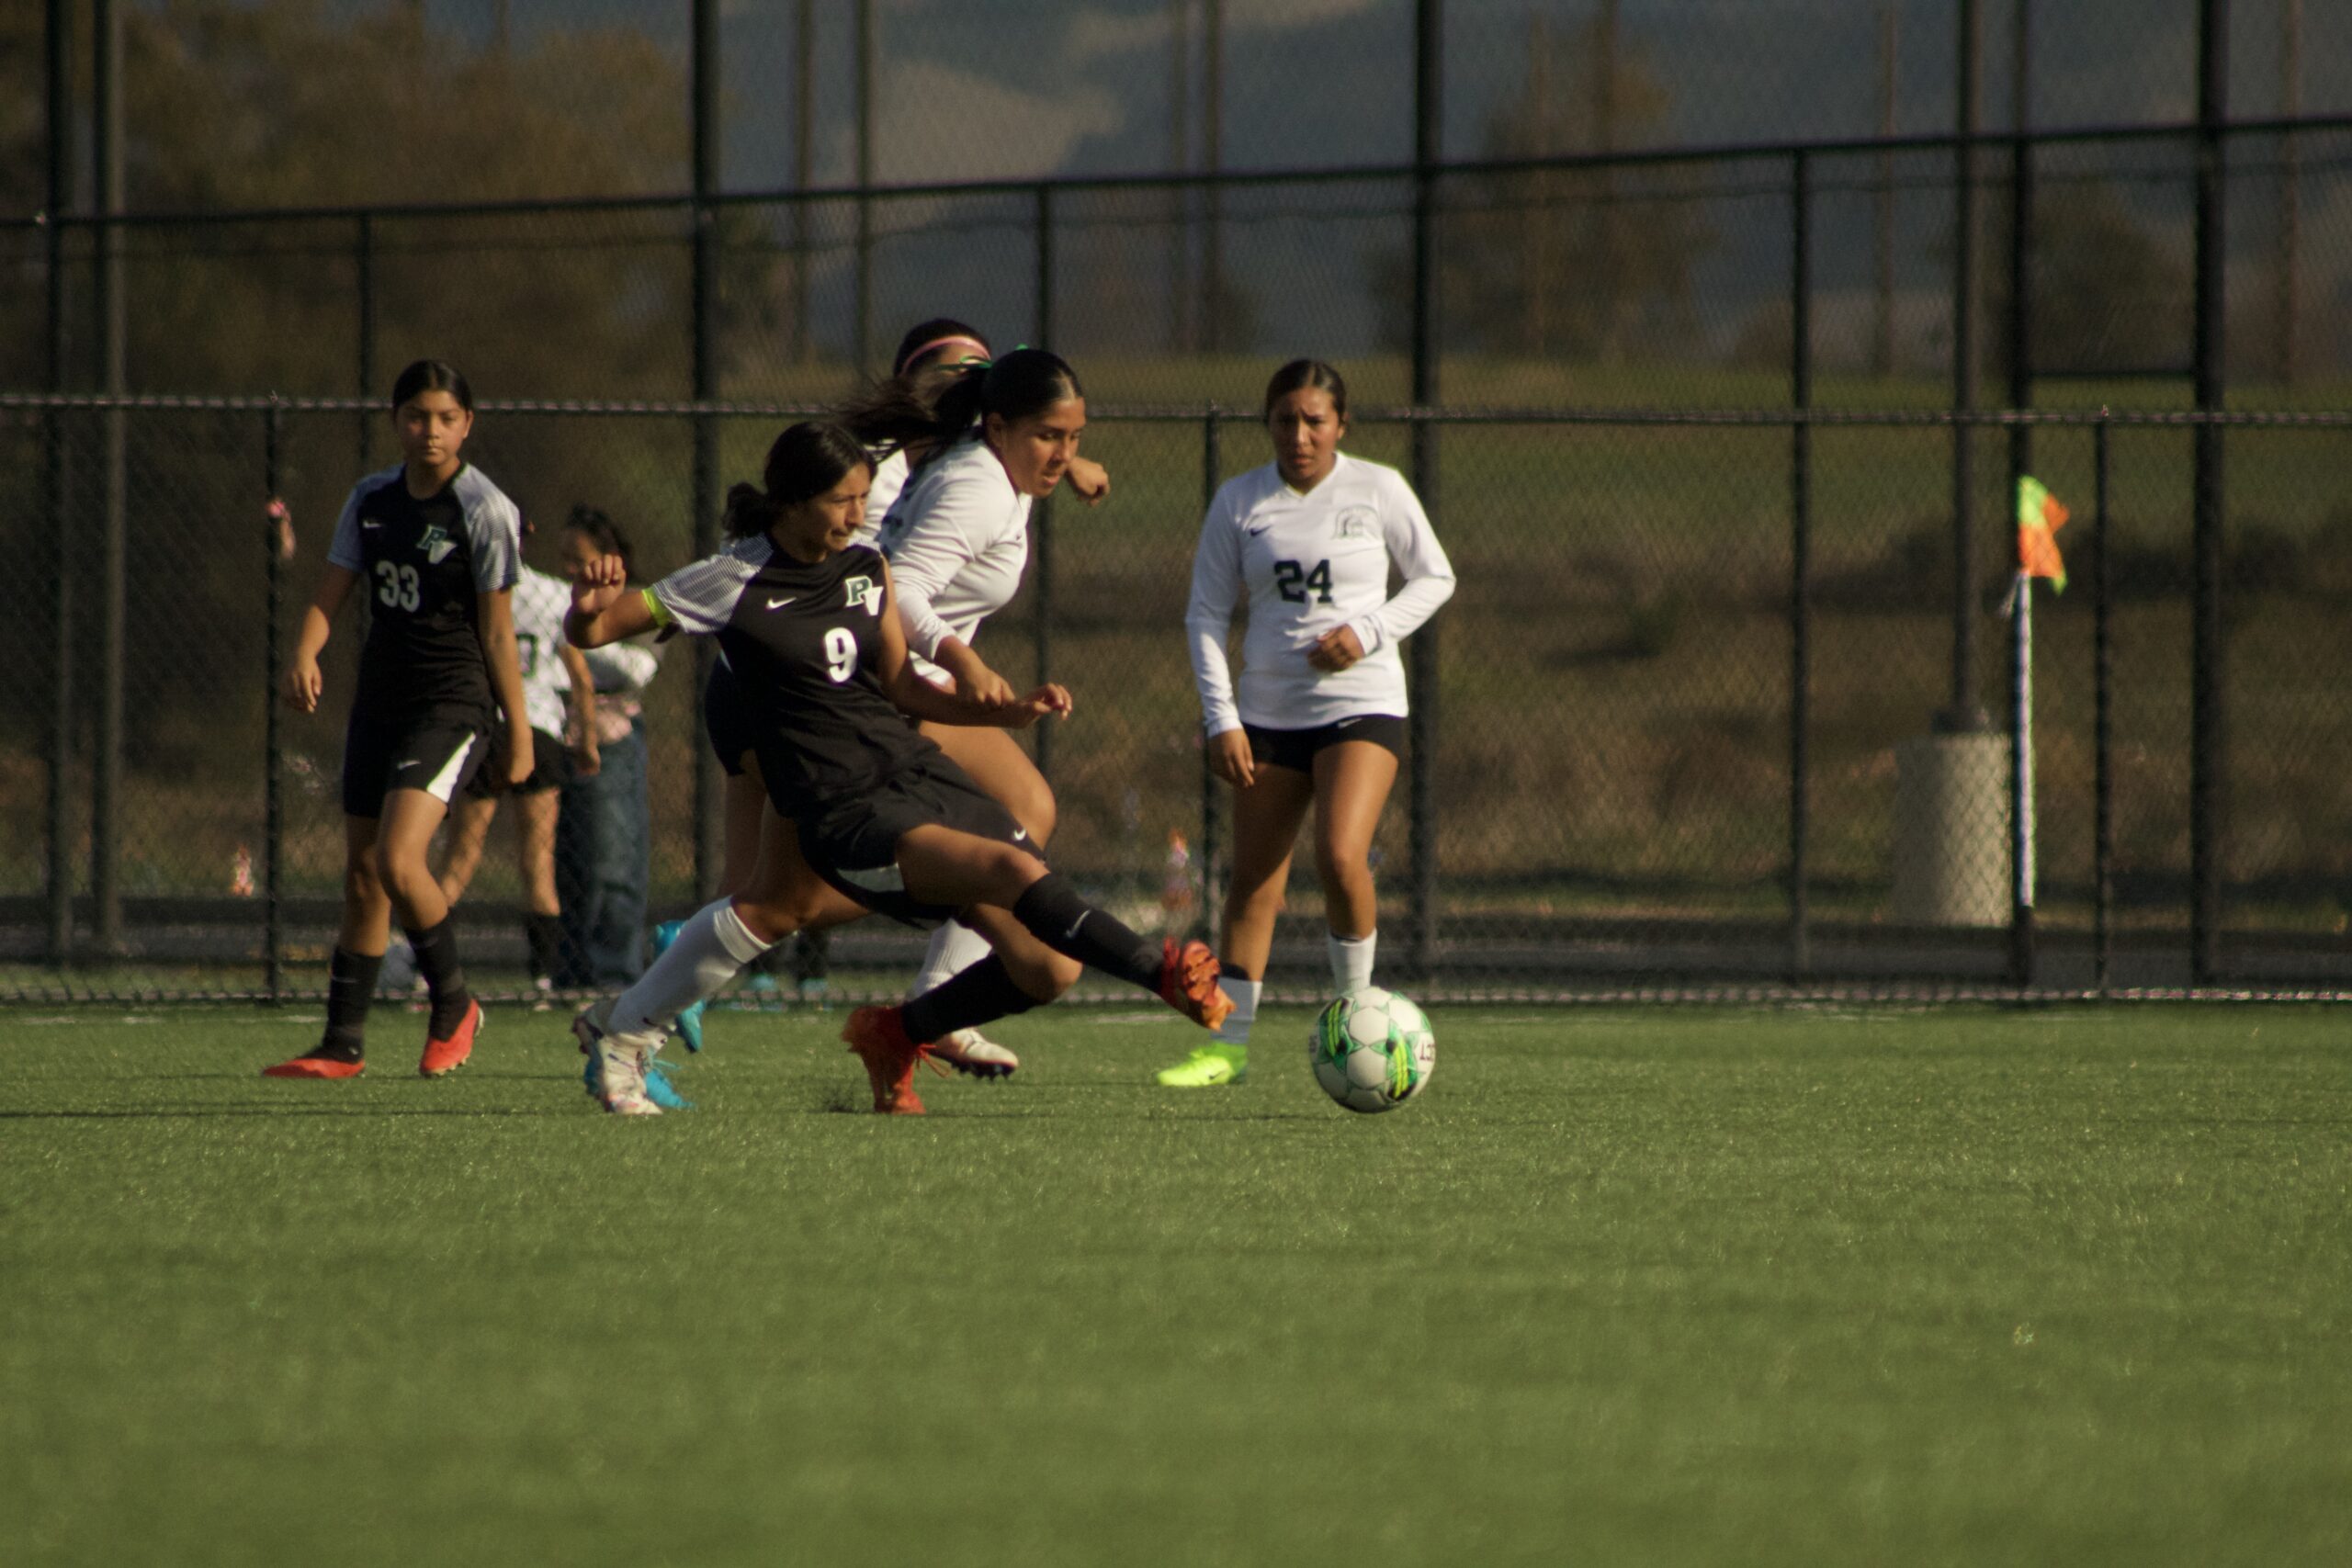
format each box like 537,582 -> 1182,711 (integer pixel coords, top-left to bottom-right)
1012,828 -> 1028,841
765,596 -> 796,610
396,759 -> 421,769
1245,523 -> 1273,536
361,522 -> 382,530
1063,912 -> 1088,942
1337,717 -> 1363,728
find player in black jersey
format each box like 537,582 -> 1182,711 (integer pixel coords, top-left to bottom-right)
265,360 -> 532,1080
565,421 -> 1231,1115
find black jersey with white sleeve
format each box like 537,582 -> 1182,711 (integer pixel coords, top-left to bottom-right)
644,538 -> 938,818
1185,452 -> 1454,735
327,463 -> 522,720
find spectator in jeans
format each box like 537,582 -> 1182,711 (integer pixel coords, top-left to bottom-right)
554,505 -> 662,986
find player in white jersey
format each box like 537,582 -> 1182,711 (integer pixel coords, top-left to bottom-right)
1159,359 -> 1456,1087
429,515 -> 601,1001
835,346 -> 1108,1077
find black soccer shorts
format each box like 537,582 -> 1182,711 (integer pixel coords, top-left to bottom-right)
341,706 -> 490,818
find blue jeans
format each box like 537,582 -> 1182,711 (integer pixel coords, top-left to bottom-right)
555,724 -> 650,987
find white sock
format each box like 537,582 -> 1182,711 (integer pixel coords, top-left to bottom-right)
1329,931 -> 1376,995
1215,977 -> 1261,1047
910,919 -> 991,998
611,897 -> 775,1037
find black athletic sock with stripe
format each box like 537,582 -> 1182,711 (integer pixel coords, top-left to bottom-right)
406,919 -> 473,1037
315,946 -> 381,1063
902,955 -> 1045,1044
524,913 -> 564,984
1011,874 -> 1162,992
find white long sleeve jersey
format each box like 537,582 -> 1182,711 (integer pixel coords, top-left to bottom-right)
1187,453 -> 1455,736
511,565 -> 576,739
871,434 -> 1031,685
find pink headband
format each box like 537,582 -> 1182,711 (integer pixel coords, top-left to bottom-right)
901,334 -> 991,372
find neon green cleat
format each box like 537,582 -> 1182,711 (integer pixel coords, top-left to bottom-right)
1154,1043 -> 1248,1087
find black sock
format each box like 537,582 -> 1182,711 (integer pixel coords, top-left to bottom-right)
1012,874 -> 1162,992
406,919 -> 473,1036
903,954 -> 1046,1044
316,946 -> 381,1062
524,913 -> 564,983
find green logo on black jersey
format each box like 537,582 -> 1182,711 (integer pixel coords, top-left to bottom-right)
843,575 -> 883,616
418,524 -> 457,565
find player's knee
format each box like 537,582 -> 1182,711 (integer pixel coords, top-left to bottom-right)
732,895 -> 802,947
1017,789 -> 1057,845
377,854 -> 437,908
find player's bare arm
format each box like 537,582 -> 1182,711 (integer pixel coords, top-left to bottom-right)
558,641 -> 602,777
283,564 -> 360,713
475,587 -> 535,786
565,552 -> 653,648
875,562 -> 1069,728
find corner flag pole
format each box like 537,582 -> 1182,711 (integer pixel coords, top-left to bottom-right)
2010,475 -> 2070,987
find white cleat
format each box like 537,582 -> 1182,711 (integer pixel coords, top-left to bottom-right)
932,1027 -> 1020,1080
573,998 -> 665,1116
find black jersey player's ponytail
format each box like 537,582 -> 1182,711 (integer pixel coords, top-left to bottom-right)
390,358 -> 473,412
724,421 -> 874,540
835,347 -> 1081,472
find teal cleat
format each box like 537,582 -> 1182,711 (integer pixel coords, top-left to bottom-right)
674,998 -> 707,1054
643,1056 -> 694,1111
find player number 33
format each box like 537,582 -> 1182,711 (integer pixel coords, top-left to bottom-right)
373,559 -> 421,612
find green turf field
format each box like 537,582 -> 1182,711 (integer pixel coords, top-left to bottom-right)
4,1002 -> 2346,1567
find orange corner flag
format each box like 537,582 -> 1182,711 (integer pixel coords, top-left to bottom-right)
2017,475 -> 2069,592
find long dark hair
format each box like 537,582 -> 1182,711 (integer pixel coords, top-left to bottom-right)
1264,358 -> 1347,420
391,358 -> 473,412
563,503 -> 637,581
836,348 -> 1082,469
721,421 -> 875,540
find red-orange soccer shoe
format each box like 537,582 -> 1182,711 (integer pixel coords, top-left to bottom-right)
261,1054 -> 365,1079
1158,938 -> 1235,1032
842,1005 -> 929,1116
419,998 -> 482,1078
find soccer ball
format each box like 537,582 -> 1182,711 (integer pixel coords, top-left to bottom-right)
1308,987 -> 1436,1114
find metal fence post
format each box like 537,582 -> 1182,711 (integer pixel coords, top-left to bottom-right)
1032,185 -> 1056,784
1945,0 -> 1984,733
356,212 -> 375,469
1788,151 -> 1813,982
264,402 -> 286,1003
2092,414 -> 2113,998
2190,0 -> 2231,983
1198,407 -> 1223,940
94,0 -> 125,956
691,0 -> 724,898
45,0 -> 74,965
1407,0 -> 1443,986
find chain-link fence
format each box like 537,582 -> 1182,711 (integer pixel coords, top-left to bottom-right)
6,391 -> 2350,1003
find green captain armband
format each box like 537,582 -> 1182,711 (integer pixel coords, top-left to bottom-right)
641,587 -> 671,626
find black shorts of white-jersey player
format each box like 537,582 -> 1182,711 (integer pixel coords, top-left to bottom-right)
564,419 -> 1231,1116
264,360 -> 534,1083
1160,359 -> 1456,1089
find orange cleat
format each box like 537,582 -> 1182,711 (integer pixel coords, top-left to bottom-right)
842,1005 -> 929,1115
262,1054 -> 365,1079
1157,939 -> 1235,1032
419,998 -> 482,1077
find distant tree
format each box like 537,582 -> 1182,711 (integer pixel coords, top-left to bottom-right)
1371,7 -> 1709,362
1985,178 -> 2192,378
